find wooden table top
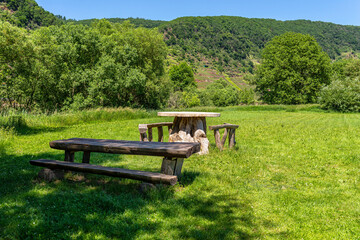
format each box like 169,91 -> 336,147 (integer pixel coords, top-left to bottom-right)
50,138 -> 200,158
157,111 -> 220,117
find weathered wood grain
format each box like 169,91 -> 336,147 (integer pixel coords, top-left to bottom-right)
214,129 -> 222,150
50,138 -> 200,158
209,123 -> 239,130
157,126 -> 163,142
221,128 -> 228,147
145,122 -> 173,128
158,112 -> 220,117
30,159 -> 177,185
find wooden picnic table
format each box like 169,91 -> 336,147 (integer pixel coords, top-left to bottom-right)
30,138 -> 200,185
158,112 -> 220,154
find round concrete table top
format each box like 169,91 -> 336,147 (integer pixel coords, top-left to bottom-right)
157,112 -> 220,117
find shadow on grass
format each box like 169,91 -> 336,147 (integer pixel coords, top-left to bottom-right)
14,125 -> 66,136
0,151 -> 263,239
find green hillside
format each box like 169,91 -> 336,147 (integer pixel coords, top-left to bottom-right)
0,0 -> 63,29
160,16 -> 360,63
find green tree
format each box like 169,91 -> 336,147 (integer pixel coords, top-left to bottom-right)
169,62 -> 196,91
255,32 -> 331,104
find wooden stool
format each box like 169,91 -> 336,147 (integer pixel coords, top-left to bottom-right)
209,123 -> 239,150
139,122 -> 173,142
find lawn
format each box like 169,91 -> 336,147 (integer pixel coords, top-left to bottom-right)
0,106 -> 359,239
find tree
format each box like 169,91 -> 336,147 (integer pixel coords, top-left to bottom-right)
255,32 -> 331,104
169,62 -> 196,91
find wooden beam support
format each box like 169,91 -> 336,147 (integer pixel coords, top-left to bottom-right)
157,126 -> 163,142
64,150 -> 74,162
82,151 -> 91,163
214,129 -> 222,150
148,128 -> 153,142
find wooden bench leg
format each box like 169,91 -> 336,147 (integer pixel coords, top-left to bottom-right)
157,126 -> 163,142
221,128 -> 228,148
148,128 -> 153,142
161,157 -> 184,179
229,129 -> 236,148
65,150 -> 75,162
214,129 -> 222,150
82,151 -> 91,163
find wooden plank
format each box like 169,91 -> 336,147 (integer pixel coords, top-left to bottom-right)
50,138 -> 200,158
145,122 -> 173,128
158,112 -> 220,117
209,123 -> 239,130
30,159 -> 178,185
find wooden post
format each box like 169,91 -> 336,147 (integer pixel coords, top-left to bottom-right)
214,129 -> 222,150
82,151 -> 90,163
139,124 -> 148,141
173,158 -> 184,178
161,157 -> 176,175
157,126 -> 163,142
229,129 -> 236,148
161,157 -> 184,179
64,150 -> 75,162
221,128 -> 228,148
148,128 -> 153,142
168,125 -> 172,135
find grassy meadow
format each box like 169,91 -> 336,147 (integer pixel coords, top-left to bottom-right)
0,106 -> 359,239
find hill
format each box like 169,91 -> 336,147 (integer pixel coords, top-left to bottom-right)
0,0 -> 63,29
160,16 -> 360,63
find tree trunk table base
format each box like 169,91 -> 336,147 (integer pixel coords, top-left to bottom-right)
158,112 -> 220,155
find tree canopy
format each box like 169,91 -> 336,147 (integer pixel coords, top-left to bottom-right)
255,32 -> 331,104
0,20 -> 169,112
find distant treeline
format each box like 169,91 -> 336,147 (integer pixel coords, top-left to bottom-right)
72,18 -> 166,29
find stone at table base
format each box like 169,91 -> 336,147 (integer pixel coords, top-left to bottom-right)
169,117 -> 209,155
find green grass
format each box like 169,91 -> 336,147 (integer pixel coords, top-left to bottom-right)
1,106 -> 359,239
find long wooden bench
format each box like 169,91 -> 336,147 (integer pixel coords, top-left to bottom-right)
30,138 -> 200,185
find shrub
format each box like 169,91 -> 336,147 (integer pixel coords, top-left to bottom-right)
169,62 -> 196,91
319,77 -> 360,112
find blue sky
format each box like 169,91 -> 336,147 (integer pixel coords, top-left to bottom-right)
37,0 -> 360,26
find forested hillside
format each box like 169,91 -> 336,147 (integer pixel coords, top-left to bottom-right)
160,16 -> 360,66
0,0 -> 63,29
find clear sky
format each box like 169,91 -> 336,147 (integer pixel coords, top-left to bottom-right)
36,0 -> 360,26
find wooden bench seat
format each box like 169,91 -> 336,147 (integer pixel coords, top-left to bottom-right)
30,159 -> 177,185
30,138 -> 200,185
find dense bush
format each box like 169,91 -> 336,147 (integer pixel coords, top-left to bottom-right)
332,58 -> 360,79
169,62 -> 196,91
319,77 -> 360,112
255,32 -> 331,104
